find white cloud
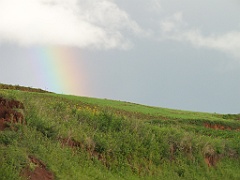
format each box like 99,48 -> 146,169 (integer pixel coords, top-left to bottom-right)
160,12 -> 240,59
0,0 -> 145,49
149,0 -> 162,12
160,12 -> 184,33
180,30 -> 240,58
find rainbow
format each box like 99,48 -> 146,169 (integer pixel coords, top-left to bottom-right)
29,46 -> 86,95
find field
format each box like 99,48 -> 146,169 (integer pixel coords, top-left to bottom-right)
0,84 -> 240,179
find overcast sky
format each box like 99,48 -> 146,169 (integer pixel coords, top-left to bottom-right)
0,0 -> 240,114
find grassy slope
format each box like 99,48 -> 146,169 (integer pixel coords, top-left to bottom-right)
0,86 -> 240,179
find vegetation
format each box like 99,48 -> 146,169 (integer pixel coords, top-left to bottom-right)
0,83 -> 51,93
0,84 -> 240,179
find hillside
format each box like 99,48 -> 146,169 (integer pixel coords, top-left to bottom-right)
0,84 -> 240,179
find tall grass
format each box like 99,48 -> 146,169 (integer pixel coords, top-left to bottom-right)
0,88 -> 240,179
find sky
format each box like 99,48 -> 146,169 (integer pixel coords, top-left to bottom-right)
0,0 -> 240,114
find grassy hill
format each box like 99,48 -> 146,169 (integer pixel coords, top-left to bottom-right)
0,84 -> 240,179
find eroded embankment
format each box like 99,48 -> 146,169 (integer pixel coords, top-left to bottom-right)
0,97 -> 25,130
204,123 -> 240,131
0,96 -> 54,180
21,155 -> 54,180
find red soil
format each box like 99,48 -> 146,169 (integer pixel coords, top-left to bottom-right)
0,97 -> 54,179
204,155 -> 219,167
204,123 -> 237,131
21,155 -> 54,180
59,137 -> 107,165
0,97 -> 25,131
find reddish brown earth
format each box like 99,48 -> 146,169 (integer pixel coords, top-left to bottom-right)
0,97 -> 54,179
204,155 -> 219,167
204,123 -> 240,131
59,137 -> 107,166
0,97 -> 25,131
21,155 -> 54,180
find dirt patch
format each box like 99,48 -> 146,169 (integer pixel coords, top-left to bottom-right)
0,97 -> 25,131
0,117 -> 9,130
204,155 -> 219,167
169,143 -> 177,161
204,123 -> 237,131
59,137 -> 107,166
59,137 -> 82,149
21,155 -> 54,180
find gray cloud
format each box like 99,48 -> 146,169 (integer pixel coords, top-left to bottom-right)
0,0 -> 146,49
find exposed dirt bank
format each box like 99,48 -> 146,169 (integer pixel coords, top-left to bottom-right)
0,97 -> 24,131
21,155 -> 54,180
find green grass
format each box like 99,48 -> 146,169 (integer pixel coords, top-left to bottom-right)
0,85 -> 240,179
